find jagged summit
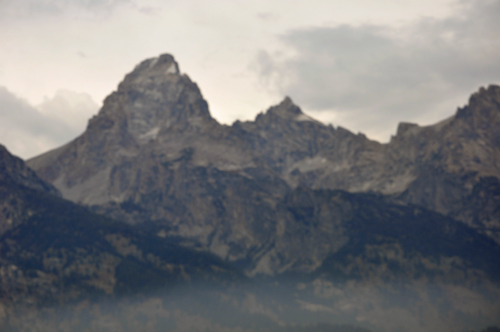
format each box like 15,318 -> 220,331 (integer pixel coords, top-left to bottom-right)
456,84 -> 500,128
254,96 -> 322,124
116,53 -> 182,100
467,84 -> 500,107
88,53 -> 214,143
276,96 -> 296,109
267,96 -> 301,117
130,53 -> 180,77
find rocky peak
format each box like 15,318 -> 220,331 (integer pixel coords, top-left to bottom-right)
466,84 -> 500,110
456,85 -> 500,129
128,53 -> 180,79
116,54 -> 182,98
88,53 -> 215,144
254,96 -> 322,126
266,96 -> 301,117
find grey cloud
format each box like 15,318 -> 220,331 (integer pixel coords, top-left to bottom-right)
0,87 -> 87,159
0,87 -> 72,137
0,0 -> 132,19
254,0 -> 500,141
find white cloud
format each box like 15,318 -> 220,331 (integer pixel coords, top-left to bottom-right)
0,87 -> 98,159
37,89 -> 99,134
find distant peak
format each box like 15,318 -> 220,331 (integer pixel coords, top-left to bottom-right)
469,84 -> 500,104
456,84 -> 500,120
89,53 -> 213,142
267,96 -> 302,118
281,96 -> 294,106
253,97 -> 324,125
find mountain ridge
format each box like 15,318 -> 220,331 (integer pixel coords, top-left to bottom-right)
27,54 -> 500,245
2,53 -> 500,331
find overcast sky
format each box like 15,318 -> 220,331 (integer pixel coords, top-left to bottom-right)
1,0 -> 499,159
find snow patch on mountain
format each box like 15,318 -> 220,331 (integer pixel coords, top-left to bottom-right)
138,126 -> 160,142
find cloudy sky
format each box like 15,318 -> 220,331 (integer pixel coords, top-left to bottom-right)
1,0 -> 499,159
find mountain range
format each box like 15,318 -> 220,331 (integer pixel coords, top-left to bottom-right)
1,53 -> 499,332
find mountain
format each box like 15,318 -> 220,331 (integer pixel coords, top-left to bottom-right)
16,53 -> 500,331
27,54 -> 500,253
